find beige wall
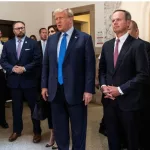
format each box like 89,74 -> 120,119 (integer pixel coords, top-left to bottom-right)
0,2 -> 149,42
43,2 -> 104,47
0,2 -> 104,44
0,2 -> 46,40
121,1 -> 150,41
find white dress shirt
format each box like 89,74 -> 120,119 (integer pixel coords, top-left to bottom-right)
57,26 -> 74,59
114,32 -> 129,54
101,32 -> 129,95
15,36 -> 26,72
0,43 -> 3,69
41,40 -> 47,55
15,36 -> 26,50
115,32 -> 129,95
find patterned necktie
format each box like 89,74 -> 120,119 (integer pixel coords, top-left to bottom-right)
58,33 -> 67,85
17,40 -> 22,59
114,39 -> 120,67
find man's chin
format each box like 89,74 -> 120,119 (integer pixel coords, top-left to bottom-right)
17,34 -> 25,38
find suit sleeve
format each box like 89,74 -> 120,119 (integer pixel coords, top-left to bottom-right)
144,41 -> 150,74
41,38 -> 49,88
99,44 -> 107,86
120,42 -> 149,94
0,43 -> 14,74
84,35 -> 95,94
24,41 -> 42,72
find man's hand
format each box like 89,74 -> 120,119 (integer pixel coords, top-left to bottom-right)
108,86 -> 120,97
83,92 -> 93,106
101,85 -> 110,95
101,85 -> 115,100
12,66 -> 25,74
41,88 -> 48,101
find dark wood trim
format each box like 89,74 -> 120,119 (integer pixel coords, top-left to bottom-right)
0,19 -> 15,25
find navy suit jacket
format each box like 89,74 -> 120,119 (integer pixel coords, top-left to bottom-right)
42,28 -> 95,105
0,36 -> 42,88
99,35 -> 149,111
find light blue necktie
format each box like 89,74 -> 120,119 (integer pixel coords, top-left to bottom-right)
58,33 -> 67,84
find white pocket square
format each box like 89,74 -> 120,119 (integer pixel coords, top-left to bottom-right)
25,49 -> 30,51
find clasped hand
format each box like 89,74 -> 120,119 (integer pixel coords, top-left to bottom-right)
12,65 -> 25,74
102,85 -> 120,100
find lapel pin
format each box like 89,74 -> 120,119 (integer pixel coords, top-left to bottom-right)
25,41 -> 27,43
75,36 -> 77,39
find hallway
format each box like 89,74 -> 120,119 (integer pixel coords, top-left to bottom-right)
0,103 -> 108,150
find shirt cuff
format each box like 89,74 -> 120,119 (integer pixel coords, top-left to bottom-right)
23,67 -> 26,72
101,85 -> 106,88
118,87 -> 124,95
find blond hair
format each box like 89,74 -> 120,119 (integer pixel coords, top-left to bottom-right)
53,8 -> 74,17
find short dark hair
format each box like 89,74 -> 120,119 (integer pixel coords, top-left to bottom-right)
113,9 -> 131,20
13,21 -> 25,28
131,20 -> 138,29
48,25 -> 58,32
39,28 -> 47,34
30,35 -> 37,40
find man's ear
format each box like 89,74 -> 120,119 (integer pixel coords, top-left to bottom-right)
127,20 -> 131,28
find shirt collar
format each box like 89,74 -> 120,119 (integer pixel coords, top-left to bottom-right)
61,26 -> 74,37
41,40 -> 47,43
15,36 -> 26,42
115,32 -> 129,43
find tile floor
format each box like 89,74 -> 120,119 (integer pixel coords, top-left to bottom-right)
0,102 -> 108,150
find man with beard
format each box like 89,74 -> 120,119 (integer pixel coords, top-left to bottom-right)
0,21 -> 42,142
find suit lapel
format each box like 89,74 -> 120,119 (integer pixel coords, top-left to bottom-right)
12,38 -> 18,60
54,32 -> 61,67
19,37 -> 28,60
113,35 -> 134,75
108,39 -> 115,72
63,29 -> 78,63
39,41 -> 43,57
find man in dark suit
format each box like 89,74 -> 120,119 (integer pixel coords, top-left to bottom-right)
99,10 -> 149,150
0,21 -> 42,143
37,28 -> 47,56
42,8 -> 95,150
0,30 -> 9,129
37,28 -> 48,91
128,20 -> 150,150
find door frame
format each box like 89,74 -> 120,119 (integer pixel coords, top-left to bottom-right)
52,4 -> 95,48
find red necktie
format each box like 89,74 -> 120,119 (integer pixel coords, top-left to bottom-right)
114,39 -> 120,67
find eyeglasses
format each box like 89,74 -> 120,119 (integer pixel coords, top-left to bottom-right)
14,27 -> 25,31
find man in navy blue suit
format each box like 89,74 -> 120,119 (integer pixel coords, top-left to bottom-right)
41,8 -> 95,150
0,21 -> 42,143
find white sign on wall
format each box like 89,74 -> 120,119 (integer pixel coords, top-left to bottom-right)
95,30 -> 104,47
